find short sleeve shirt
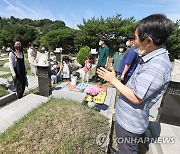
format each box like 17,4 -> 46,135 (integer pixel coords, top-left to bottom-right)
115,48 -> 172,134
113,52 -> 124,73
97,45 -> 110,66
119,46 -> 138,76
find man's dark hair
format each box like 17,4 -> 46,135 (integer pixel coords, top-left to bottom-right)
127,34 -> 135,40
135,14 -> 173,46
62,56 -> 69,63
88,55 -> 93,60
119,43 -> 126,48
100,36 -> 107,43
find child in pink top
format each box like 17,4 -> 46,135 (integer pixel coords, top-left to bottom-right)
82,55 -> 93,83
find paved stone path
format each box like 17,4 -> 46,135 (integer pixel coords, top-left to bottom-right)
0,58 -> 9,61
0,78 -> 6,85
0,71 -> 9,76
25,75 -> 38,91
0,94 -> 49,133
0,70 -> 38,91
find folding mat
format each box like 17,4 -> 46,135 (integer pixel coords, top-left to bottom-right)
63,82 -> 90,92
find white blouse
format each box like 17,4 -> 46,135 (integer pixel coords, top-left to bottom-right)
9,52 -> 23,77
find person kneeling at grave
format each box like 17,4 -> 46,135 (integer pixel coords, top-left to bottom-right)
51,61 -> 60,84
55,56 -> 71,82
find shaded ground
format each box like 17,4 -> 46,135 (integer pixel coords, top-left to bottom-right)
0,98 -> 109,153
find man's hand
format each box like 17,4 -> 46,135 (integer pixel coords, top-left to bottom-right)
97,67 -> 116,83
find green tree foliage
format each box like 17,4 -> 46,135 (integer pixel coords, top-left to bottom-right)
166,20 -> 180,61
0,15 -> 180,60
40,28 -> 77,53
0,16 -> 66,49
0,23 -> 38,48
77,46 -> 91,66
75,14 -> 137,55
41,20 -> 66,35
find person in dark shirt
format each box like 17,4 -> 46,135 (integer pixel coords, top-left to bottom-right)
94,36 -> 110,84
112,43 -> 126,78
119,35 -> 138,84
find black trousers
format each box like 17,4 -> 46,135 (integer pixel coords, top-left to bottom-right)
14,77 -> 25,99
115,121 -> 141,154
94,65 -> 105,84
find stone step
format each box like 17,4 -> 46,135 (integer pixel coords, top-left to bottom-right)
145,121 -> 180,154
0,94 -> 49,134
151,122 -> 180,154
0,75 -> 39,107
0,71 -> 10,76
0,78 -> 6,85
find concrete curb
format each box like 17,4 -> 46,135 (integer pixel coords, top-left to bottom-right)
0,92 -> 17,107
0,94 -> 49,134
0,86 -> 38,107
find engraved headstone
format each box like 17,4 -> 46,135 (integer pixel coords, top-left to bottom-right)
54,47 -> 63,62
36,52 -> 51,97
157,81 -> 180,126
91,49 -> 97,64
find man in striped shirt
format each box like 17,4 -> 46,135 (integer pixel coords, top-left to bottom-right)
97,14 -> 173,154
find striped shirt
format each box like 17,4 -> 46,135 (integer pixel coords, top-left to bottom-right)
115,48 -> 172,134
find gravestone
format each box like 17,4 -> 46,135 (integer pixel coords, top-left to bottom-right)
36,52 -> 52,97
54,48 -> 63,62
157,81 -> 180,126
157,59 -> 180,126
91,49 -> 97,64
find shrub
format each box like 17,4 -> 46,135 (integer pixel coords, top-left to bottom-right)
77,46 -> 91,66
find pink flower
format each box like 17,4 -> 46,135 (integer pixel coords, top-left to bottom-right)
84,85 -> 100,96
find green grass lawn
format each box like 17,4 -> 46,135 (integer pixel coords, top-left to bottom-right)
0,85 -> 9,97
0,59 -> 9,73
0,98 -> 109,153
0,66 -> 10,72
0,59 -> 8,67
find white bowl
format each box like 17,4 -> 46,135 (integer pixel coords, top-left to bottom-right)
88,101 -> 96,108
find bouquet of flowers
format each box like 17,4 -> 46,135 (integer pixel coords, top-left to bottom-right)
84,85 -> 100,96
84,85 -> 100,108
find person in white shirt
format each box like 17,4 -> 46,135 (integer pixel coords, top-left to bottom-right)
55,56 -> 71,82
27,43 -> 37,75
